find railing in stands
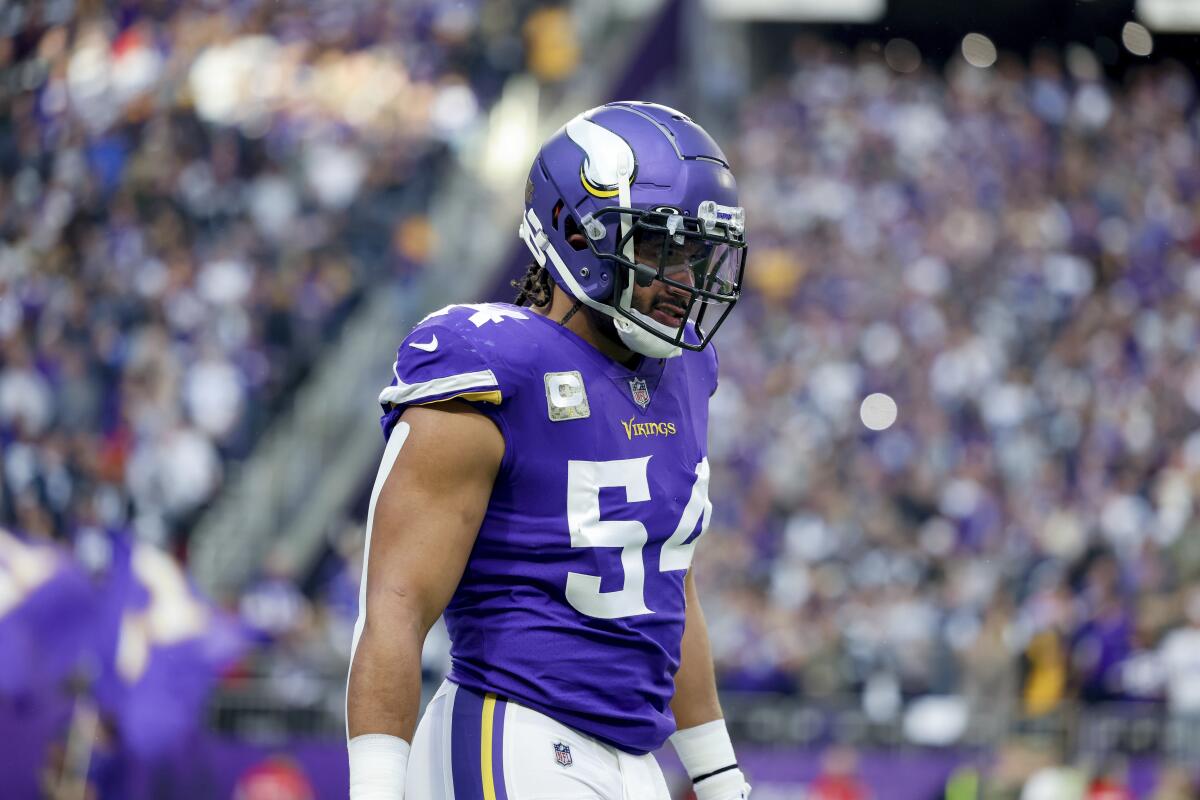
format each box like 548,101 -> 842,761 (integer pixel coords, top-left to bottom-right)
207,678 -> 1200,761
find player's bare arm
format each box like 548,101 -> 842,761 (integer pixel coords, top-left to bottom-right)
346,401 -> 503,793
671,569 -> 724,730
669,568 -> 751,800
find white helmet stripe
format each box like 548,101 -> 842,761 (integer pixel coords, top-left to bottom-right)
534,208 -> 615,317
617,172 -> 635,312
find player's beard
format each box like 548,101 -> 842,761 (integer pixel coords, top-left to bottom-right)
587,305 -> 628,349
589,290 -> 684,366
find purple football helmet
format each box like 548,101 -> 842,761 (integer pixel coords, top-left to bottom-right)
518,102 -> 747,358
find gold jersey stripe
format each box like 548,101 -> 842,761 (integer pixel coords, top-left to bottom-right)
412,389 -> 502,407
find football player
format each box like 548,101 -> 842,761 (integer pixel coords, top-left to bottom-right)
346,102 -> 751,800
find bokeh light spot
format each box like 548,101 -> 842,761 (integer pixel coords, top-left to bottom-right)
860,393 -> 898,431
961,33 -> 998,68
1121,22 -> 1153,56
884,38 -> 921,74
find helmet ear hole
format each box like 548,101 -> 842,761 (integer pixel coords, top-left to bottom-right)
563,215 -> 588,251
551,199 -> 565,230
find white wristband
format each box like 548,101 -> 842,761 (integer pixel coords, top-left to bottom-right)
669,719 -> 737,780
669,720 -> 750,800
348,733 -> 410,800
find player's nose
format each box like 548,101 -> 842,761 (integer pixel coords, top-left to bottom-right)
663,263 -> 695,289
660,279 -> 693,311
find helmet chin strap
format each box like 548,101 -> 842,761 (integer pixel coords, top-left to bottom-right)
613,314 -> 683,359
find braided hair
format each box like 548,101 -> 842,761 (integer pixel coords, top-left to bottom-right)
511,263 -> 554,308
512,263 -> 584,325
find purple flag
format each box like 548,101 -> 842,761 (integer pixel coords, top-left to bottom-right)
0,529 -> 98,699
90,532 -> 248,761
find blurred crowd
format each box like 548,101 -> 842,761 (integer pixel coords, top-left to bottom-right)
0,0 -> 561,547
692,40 -> 1200,742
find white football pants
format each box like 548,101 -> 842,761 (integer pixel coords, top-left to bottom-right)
406,680 -> 672,800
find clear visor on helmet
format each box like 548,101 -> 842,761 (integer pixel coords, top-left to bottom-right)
633,230 -> 740,307
584,205 -> 747,350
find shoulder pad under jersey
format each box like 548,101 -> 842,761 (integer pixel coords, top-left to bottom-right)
378,303 -> 532,437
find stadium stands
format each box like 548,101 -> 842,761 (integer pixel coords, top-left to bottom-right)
0,0 -> 530,547
700,41 -> 1200,724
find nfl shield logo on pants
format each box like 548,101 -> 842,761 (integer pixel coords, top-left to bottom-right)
553,742 -> 573,768
628,377 -> 651,410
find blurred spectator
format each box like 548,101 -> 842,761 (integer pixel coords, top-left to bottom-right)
523,7 -> 580,84
1159,586 -> 1200,716
1070,554 -> 1133,702
980,738 -> 1061,800
1022,763 -> 1087,800
962,601 -> 1018,723
1085,757 -> 1134,800
1150,766 -> 1199,800
1159,584 -> 1200,760
807,746 -> 872,800
944,764 -> 981,800
232,756 -> 315,800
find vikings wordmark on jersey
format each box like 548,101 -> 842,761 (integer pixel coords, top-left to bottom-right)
379,302 -> 718,755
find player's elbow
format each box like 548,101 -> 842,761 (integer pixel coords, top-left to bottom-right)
363,579 -> 437,639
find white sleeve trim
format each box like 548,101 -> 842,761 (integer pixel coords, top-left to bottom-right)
378,368 -> 499,407
346,422 -> 410,740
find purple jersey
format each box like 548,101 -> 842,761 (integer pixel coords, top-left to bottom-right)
379,302 -> 717,754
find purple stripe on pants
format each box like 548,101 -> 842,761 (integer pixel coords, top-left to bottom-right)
450,685 -> 485,800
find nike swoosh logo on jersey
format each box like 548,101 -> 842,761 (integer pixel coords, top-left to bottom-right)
409,335 -> 438,352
